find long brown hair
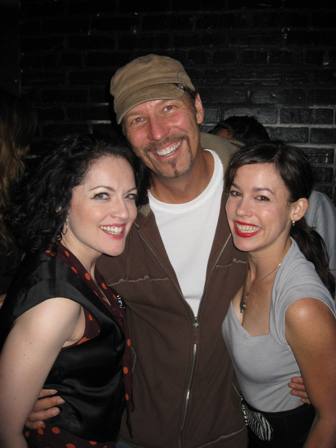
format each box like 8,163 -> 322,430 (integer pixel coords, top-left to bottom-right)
0,89 -> 37,248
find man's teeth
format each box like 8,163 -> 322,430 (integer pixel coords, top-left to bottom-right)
101,225 -> 123,235
156,141 -> 180,156
237,224 -> 258,233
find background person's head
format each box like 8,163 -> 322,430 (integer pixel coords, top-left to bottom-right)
9,133 -> 148,254
110,54 -> 205,181
209,115 -> 270,146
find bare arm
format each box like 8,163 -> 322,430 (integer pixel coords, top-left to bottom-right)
286,298 -> 336,448
0,298 -> 82,447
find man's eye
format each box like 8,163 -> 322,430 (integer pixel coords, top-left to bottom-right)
130,116 -> 145,126
163,104 -> 175,112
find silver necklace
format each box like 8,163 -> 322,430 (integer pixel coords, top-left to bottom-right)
239,262 -> 282,314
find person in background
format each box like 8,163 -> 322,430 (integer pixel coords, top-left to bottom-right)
0,88 -> 38,300
223,141 -> 336,447
25,55 -> 309,448
210,115 -> 336,282
209,115 -> 270,146
0,134 -> 147,447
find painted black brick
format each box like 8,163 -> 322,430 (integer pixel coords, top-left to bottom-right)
240,50 -> 268,64
251,89 -> 306,105
268,127 -> 309,143
37,107 -> 65,121
311,128 -> 336,144
66,105 -> 110,121
41,123 -> 89,138
280,108 -> 333,124
304,148 -> 334,165
310,89 -> 336,105
67,0 -> 118,15
312,166 -> 334,183
12,2 -> 336,201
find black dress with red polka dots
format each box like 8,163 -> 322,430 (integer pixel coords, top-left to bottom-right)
0,243 -> 133,448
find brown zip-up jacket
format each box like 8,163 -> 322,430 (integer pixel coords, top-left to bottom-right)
97,133 -> 248,448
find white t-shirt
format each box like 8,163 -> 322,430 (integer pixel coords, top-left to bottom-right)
148,150 -> 223,316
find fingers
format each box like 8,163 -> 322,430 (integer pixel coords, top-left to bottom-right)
32,394 -> 65,413
288,376 -> 305,392
26,407 -> 61,429
290,390 -> 311,404
289,376 -> 304,385
25,394 -> 65,429
288,378 -> 311,405
289,381 -> 305,392
38,389 -> 59,399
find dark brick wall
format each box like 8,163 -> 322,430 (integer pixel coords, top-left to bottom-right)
0,0 -> 20,94
19,0 -> 336,200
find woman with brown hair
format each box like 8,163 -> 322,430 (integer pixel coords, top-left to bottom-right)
0,88 -> 37,297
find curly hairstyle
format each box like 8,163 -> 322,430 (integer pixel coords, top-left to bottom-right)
0,89 -> 37,247
225,141 -> 335,296
8,133 -> 149,254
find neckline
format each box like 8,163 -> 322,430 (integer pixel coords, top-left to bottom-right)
148,150 -> 223,211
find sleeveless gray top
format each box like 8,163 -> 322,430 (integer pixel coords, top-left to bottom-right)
222,239 -> 336,412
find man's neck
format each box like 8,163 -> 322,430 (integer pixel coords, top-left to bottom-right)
149,150 -> 214,204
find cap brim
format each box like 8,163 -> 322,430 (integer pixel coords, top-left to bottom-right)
117,84 -> 185,124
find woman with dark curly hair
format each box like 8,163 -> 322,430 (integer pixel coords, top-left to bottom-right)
0,133 -> 148,448
222,142 -> 336,447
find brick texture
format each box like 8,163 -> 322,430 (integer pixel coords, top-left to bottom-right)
3,1 -> 336,200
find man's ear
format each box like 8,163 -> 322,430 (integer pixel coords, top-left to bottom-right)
290,197 -> 309,224
194,94 -> 204,125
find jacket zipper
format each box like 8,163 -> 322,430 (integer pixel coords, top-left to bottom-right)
178,233 -> 232,448
179,315 -> 199,448
138,227 -> 233,448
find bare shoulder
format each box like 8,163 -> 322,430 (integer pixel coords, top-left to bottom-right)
286,297 -> 335,323
16,297 -> 82,336
286,297 -> 336,344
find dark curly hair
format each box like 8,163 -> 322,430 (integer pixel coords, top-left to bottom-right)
225,141 -> 335,296
8,133 -> 149,253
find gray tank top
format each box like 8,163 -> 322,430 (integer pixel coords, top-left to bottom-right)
222,239 -> 336,412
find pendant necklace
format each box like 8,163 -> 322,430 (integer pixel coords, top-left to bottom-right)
239,262 -> 282,314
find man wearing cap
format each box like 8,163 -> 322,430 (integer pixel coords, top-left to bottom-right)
26,53 -> 309,447
25,53 -> 247,447
99,53 -> 247,448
